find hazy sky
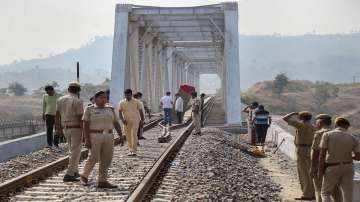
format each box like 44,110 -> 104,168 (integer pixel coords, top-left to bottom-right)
1,0 -> 360,65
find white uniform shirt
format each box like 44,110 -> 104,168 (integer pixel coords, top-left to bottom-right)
175,97 -> 184,112
160,95 -> 173,109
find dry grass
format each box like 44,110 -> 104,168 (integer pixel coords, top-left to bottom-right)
242,80 -> 360,137
0,96 -> 42,120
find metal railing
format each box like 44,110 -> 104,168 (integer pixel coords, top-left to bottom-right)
0,118 -> 45,141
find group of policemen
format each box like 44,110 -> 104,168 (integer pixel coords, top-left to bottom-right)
281,111 -> 360,202
53,81 -> 205,188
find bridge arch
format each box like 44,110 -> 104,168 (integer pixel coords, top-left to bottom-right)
110,2 -> 241,124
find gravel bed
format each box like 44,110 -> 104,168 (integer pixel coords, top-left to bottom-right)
173,128 -> 282,201
0,144 -> 68,183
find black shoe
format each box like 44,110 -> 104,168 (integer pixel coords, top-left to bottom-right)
294,197 -> 315,201
74,172 -> 80,178
139,136 -> 146,140
98,181 -> 118,189
63,174 -> 80,182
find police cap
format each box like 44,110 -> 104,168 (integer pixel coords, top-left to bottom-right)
315,114 -> 332,120
68,81 -> 81,88
335,117 -> 350,127
298,111 -> 312,120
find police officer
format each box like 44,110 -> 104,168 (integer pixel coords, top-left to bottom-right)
191,92 -> 202,135
282,111 -> 315,200
80,91 -> 123,188
310,114 -> 341,202
55,81 -> 84,182
318,117 -> 360,202
133,92 -> 148,140
243,102 -> 259,145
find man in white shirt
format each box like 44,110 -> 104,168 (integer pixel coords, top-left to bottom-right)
160,92 -> 173,126
175,93 -> 184,124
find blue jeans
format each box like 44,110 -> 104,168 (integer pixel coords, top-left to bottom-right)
163,108 -> 172,126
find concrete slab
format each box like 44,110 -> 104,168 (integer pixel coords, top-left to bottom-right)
267,123 -> 360,201
0,132 -> 47,162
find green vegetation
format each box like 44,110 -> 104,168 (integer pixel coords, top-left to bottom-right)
8,82 -> 27,96
312,81 -> 339,113
273,73 -> 289,96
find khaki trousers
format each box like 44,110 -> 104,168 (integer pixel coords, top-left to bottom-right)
313,175 -> 342,202
296,147 -> 315,198
82,133 -> 114,182
63,128 -> 82,176
193,112 -> 201,134
124,120 -> 139,153
322,164 -> 354,202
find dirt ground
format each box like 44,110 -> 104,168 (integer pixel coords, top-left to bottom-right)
259,145 -> 303,202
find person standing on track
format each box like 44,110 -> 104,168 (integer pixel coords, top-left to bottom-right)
80,91 -> 123,188
119,89 -> 145,156
282,111 -> 316,201
310,114 -> 341,202
243,102 -> 259,145
55,82 -> 84,182
134,92 -> 147,140
318,117 -> 360,202
160,92 -> 173,126
42,85 -> 61,148
175,93 -> 184,124
200,93 -> 206,127
191,92 -> 202,135
252,105 -> 271,150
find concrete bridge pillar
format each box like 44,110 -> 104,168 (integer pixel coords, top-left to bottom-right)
195,72 -> 200,92
224,2 -> 241,125
110,4 -> 130,106
128,22 -> 140,92
165,47 -> 173,94
153,40 -> 163,112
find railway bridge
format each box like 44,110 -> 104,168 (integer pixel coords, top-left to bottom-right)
109,2 -> 241,125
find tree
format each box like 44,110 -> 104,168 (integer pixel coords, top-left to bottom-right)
312,81 -> 339,112
273,73 -> 289,96
8,82 -> 27,96
0,88 -> 7,96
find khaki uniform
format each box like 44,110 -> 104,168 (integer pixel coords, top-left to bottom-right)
137,99 -> 146,138
320,128 -> 360,202
311,128 -> 342,202
82,104 -> 118,182
56,93 -> 84,176
288,120 -> 316,198
191,97 -> 202,134
119,99 -> 142,153
247,109 -> 256,145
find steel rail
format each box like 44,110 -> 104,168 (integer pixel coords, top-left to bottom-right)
127,97 -> 214,202
0,117 -> 163,197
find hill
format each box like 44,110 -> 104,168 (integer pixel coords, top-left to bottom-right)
242,80 -> 360,134
0,36 -> 112,90
0,33 -> 360,91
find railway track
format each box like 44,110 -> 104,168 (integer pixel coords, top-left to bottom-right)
0,97 -> 214,202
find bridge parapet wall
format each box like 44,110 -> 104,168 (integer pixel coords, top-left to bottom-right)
266,123 -> 360,201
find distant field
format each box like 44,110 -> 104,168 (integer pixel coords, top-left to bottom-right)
0,95 -> 42,121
